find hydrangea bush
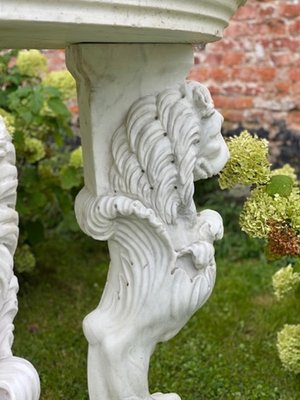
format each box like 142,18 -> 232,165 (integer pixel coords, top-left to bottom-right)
272,264 -> 300,301
218,130 -> 300,375
219,130 -> 300,259
277,325 -> 300,374
0,49 -> 83,273
219,130 -> 270,189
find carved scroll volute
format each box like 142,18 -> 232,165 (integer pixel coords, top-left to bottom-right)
0,118 -> 40,400
75,81 -> 229,400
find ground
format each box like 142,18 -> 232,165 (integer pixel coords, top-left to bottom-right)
13,236 -> 300,400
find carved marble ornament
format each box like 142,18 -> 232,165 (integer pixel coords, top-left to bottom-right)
75,81 -> 229,400
0,118 -> 40,400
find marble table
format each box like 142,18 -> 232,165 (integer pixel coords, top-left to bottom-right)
0,1 -> 246,399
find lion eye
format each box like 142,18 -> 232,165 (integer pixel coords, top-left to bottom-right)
201,109 -> 215,119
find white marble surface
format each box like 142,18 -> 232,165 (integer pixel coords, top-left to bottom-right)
74,76 -> 229,399
0,0 -> 246,49
66,44 -> 193,196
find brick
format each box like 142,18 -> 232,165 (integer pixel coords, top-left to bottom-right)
275,81 -> 291,94
256,67 -> 277,81
231,96 -> 254,109
207,85 -> 220,95
209,67 -> 231,81
247,22 -> 270,35
292,82 -> 300,94
68,103 -> 79,114
224,22 -> 247,38
234,5 -> 257,20
255,97 -> 295,111
222,52 -> 244,66
212,95 -> 231,109
271,52 -> 292,67
243,84 -> 265,96
232,66 -> 257,81
213,95 -> 253,109
222,84 -> 244,95
204,52 -> 223,64
288,19 -> 300,36
248,19 -> 286,36
260,5 -> 275,18
280,4 -> 300,18
212,95 -> 229,108
206,39 -> 236,52
222,109 -> 245,122
262,38 -> 300,51
289,68 -> 300,81
287,111 -> 300,127
267,19 -> 286,35
245,110 -> 267,123
188,67 -> 210,82
43,49 -> 66,71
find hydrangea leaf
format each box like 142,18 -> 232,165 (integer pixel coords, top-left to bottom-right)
60,166 -> 82,190
48,97 -> 70,117
266,175 -> 294,198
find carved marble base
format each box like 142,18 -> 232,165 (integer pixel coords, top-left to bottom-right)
67,44 -> 229,400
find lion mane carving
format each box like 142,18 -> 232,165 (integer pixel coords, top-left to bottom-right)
75,81 -> 229,400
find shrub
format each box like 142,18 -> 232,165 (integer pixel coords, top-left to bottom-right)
217,129 -> 300,374
272,264 -> 300,301
277,324 -> 300,375
0,50 -> 83,273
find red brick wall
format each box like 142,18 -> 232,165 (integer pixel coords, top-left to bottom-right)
189,0 -> 300,136
46,1 -> 300,137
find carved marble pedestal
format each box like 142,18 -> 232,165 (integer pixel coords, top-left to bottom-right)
0,1 -> 246,399
67,44 -> 229,400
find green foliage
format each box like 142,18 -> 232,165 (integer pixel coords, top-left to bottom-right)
218,130 -> 300,376
14,244 -> 36,273
194,177 -> 264,261
42,70 -> 76,101
239,186 -> 300,239
0,50 -> 81,273
13,238 -> 300,399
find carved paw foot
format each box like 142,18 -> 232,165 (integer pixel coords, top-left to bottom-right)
151,392 -> 181,400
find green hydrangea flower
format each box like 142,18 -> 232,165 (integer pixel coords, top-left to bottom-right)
16,50 -> 47,77
42,70 -> 76,100
24,137 -> 46,164
15,244 -> 36,273
69,146 -> 83,168
0,108 -> 15,134
272,265 -> 300,300
277,324 -> 300,374
219,130 -> 271,190
240,186 -> 300,238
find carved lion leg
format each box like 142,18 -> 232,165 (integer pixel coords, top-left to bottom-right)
0,118 -> 40,400
67,44 -> 228,400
